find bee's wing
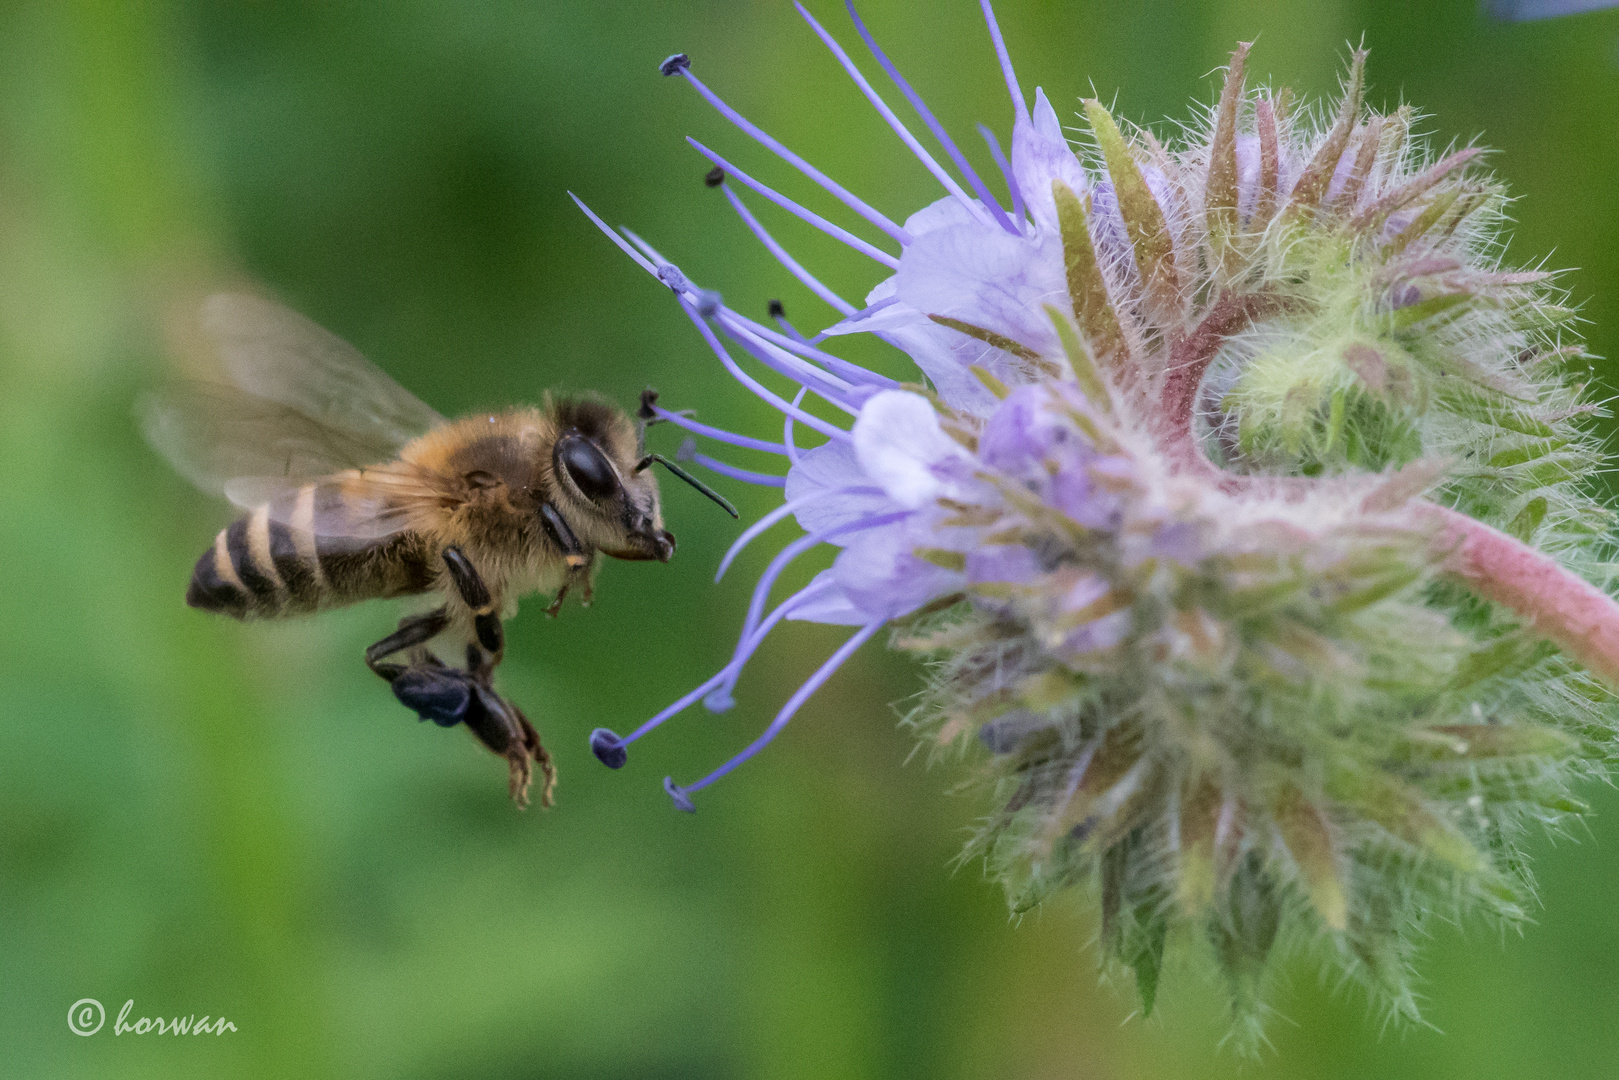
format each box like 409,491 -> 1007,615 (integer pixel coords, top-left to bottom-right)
198,292 -> 445,450
142,383 -> 453,546
143,293 -> 459,547
140,381 -> 403,497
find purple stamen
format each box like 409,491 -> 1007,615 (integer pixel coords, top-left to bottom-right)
689,139 -> 902,270
793,3 -> 997,231
842,1 -> 1019,235
784,386 -> 807,466
674,65 -> 912,245
665,777 -> 697,812
617,227 -> 864,404
979,0 -> 1029,125
769,299 -> 810,343
570,192 -> 661,274
715,483 -> 887,582
977,124 -> 1026,226
712,311 -> 863,409
678,299 -> 855,443
737,512 -> 907,649
611,221 -> 860,412
724,187 -> 857,316
837,295 -> 902,325
677,438 -> 787,488
723,308 -> 898,389
703,576 -> 834,712
609,578 -> 838,752
669,620 -> 885,807
649,405 -> 788,456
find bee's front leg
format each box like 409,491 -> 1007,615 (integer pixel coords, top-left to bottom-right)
544,554 -> 596,618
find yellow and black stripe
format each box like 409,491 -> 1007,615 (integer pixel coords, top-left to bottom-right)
186,482 -> 432,619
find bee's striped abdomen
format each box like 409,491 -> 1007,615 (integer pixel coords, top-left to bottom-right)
186,481 -> 434,619
187,502 -> 313,618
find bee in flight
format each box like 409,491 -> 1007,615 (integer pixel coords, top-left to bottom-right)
142,294 -> 736,808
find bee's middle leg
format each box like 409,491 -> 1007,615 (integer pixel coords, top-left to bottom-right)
441,546 -> 502,659
365,606 -> 451,680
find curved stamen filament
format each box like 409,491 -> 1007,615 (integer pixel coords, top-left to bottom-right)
689,140 -> 901,269
977,124 -> 1026,226
667,620 -> 886,809
601,577 -> 839,757
841,0 -> 1019,235
979,0 -> 1029,125
677,299 -> 854,443
793,2 -> 998,232
678,441 -> 787,488
784,385 -> 807,467
723,308 -> 898,389
716,484 -> 887,583
649,405 -> 788,456
724,187 -> 857,316
675,64 -> 912,245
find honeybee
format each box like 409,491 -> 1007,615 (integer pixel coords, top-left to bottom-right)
142,293 -> 736,808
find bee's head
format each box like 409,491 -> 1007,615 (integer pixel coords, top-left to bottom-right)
545,395 -> 675,562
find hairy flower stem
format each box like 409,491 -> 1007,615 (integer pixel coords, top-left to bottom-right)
1420,504 -> 1619,687
1156,297 -> 1619,692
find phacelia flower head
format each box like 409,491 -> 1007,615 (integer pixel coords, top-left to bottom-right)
577,1 -> 1619,1043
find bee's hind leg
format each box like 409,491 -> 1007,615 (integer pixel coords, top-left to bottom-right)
470,686 -> 553,809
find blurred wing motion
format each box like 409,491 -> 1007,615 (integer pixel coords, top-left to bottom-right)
141,293 -> 450,545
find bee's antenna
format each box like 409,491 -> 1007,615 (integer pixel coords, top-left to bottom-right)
636,453 -> 739,518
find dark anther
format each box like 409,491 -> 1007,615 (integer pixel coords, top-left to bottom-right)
590,728 -> 629,769
695,290 -> 721,318
664,776 -> 696,813
659,53 -> 691,76
704,166 -> 726,188
767,299 -> 786,319
638,387 -> 661,421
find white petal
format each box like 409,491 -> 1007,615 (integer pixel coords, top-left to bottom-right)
831,520 -> 962,620
1011,88 -> 1091,235
893,215 -> 1065,359
784,570 -> 869,625
853,390 -> 969,509
783,440 -> 898,539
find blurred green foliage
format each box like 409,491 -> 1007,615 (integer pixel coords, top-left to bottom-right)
4,1 -> 1619,1077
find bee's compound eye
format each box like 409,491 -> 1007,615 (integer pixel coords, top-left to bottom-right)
556,436 -> 620,502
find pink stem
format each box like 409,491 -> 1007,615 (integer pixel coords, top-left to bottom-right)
1417,504 -> 1619,689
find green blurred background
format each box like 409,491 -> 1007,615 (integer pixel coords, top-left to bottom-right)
5,1 -> 1619,1076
